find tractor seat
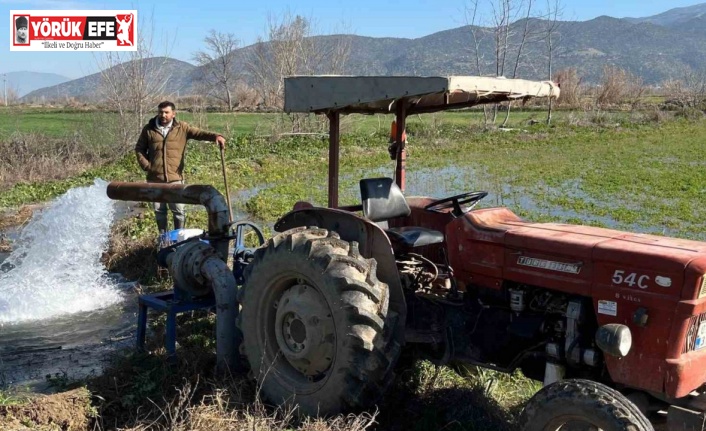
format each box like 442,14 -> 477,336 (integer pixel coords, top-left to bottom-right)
360,177 -> 444,248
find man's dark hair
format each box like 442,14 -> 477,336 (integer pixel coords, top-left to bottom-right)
158,101 -> 176,111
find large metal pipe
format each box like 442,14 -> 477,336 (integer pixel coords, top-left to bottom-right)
107,181 -> 238,372
201,255 -> 239,373
107,181 -> 230,260
161,240 -> 240,373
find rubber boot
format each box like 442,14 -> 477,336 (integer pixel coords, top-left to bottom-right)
157,218 -> 168,234
173,216 -> 185,230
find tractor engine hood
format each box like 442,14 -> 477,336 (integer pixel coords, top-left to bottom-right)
452,207 -> 706,302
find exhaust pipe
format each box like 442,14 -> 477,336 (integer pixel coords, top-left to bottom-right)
107,181 -> 238,373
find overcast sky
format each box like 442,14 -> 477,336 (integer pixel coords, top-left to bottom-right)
0,0 -> 701,79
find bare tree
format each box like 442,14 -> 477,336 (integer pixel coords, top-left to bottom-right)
486,0 -> 539,125
466,0 -> 487,77
502,0 -> 539,126
193,30 -> 240,111
510,0 -> 537,79
246,12 -> 351,110
96,14 -> 174,150
544,0 -> 563,124
662,68 -> 706,108
466,0 -> 491,124
490,0 -> 511,79
553,68 -> 582,108
465,0 -> 563,125
596,65 -> 645,108
1,84 -> 19,106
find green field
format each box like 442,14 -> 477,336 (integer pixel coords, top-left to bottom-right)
0,105 -> 630,138
1,106 -> 704,430
2,106 -> 699,238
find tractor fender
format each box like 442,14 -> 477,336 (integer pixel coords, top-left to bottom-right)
275,208 -> 406,342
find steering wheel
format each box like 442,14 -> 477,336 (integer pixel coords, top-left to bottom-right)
424,191 -> 488,217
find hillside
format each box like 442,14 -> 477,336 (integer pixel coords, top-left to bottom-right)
23,57 -> 197,102
22,3 -> 706,101
2,72 -> 71,98
625,3 -> 706,27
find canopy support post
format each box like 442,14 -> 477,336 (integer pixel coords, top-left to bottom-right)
327,111 -> 340,208
394,99 -> 408,192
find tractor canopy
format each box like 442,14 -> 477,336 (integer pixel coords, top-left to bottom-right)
284,75 -> 559,114
282,75 -> 559,208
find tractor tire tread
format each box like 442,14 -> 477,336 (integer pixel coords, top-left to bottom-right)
519,379 -> 654,431
238,227 -> 400,416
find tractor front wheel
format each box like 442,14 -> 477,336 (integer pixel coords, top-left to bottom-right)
519,379 -> 654,431
238,227 -> 400,416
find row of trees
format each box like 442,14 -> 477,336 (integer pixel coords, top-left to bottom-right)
190,13 -> 351,111
89,4 -> 706,150
465,0 -> 563,123
97,12 -> 351,150
462,0 -> 706,122
553,66 -> 706,110
98,0 -> 564,142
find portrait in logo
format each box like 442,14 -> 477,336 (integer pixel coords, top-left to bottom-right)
14,15 -> 29,44
115,13 -> 133,46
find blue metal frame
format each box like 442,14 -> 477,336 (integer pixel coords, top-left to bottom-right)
136,222 -> 263,361
136,290 -> 216,359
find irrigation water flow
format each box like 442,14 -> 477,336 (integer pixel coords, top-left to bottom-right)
0,179 -> 123,324
0,179 -> 134,388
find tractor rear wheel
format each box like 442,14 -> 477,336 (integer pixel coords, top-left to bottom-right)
238,227 -> 400,416
519,379 -> 654,431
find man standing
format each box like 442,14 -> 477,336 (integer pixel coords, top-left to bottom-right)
135,101 -> 226,233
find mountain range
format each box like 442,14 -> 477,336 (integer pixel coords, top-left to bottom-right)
624,2 -> 706,26
18,3 -> 706,102
3,72 -> 70,98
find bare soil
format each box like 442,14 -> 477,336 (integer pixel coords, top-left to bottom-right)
0,388 -> 92,431
0,206 -> 35,231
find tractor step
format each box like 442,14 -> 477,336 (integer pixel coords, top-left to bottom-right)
668,405 -> 706,431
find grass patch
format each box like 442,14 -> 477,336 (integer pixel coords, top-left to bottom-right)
0,390 -> 26,407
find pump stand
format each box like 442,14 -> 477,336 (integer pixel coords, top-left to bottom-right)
136,290 -> 216,360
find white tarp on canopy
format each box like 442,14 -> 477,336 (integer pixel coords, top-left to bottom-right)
284,75 -> 559,114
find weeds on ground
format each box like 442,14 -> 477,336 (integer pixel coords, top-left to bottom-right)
87,309 -> 380,431
95,375 -> 377,431
103,216 -> 165,288
0,389 -> 27,406
377,361 -> 538,431
0,205 -> 34,230
0,130 -> 126,192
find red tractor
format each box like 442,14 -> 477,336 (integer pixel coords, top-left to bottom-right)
236,76 -> 705,430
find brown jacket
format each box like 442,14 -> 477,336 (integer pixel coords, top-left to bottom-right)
135,117 -> 221,182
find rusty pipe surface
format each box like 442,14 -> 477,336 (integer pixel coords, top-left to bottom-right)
107,181 -> 230,260
201,255 -> 239,374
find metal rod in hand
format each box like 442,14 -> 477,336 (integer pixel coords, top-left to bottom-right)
219,146 -> 234,223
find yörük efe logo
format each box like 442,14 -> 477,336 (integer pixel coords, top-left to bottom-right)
10,10 -> 138,51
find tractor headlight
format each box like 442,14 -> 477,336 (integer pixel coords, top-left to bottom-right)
596,324 -> 632,358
